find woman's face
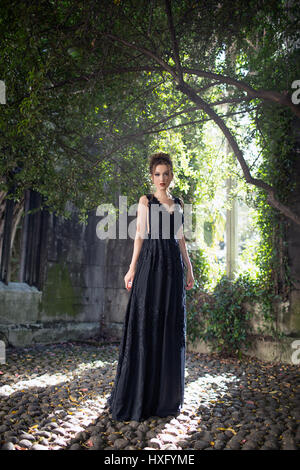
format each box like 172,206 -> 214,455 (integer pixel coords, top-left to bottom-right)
151,164 -> 173,191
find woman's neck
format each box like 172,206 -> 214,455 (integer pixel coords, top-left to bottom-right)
154,190 -> 171,200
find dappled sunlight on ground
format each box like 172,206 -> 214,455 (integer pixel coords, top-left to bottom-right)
0,342 -> 299,450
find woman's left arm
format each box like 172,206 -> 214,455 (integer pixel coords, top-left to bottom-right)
178,233 -> 191,270
176,199 -> 194,290
178,235 -> 194,290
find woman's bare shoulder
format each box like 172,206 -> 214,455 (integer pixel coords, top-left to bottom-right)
139,194 -> 150,206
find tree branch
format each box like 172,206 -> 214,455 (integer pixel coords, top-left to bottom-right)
46,61 -> 299,117
181,67 -> 300,118
119,107 -> 257,138
103,33 -> 178,81
176,82 -> 300,226
165,0 -> 183,84
100,35 -> 300,117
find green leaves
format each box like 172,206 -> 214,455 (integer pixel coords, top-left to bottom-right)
197,274 -> 256,356
1,0 -> 298,229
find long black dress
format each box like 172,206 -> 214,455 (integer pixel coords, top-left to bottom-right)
107,193 -> 186,421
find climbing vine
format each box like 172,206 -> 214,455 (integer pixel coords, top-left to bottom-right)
252,106 -> 296,300
186,105 -> 297,357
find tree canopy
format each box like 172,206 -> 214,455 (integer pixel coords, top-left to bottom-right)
1,0 -> 299,223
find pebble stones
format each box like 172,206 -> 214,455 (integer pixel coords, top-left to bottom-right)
0,342 -> 299,451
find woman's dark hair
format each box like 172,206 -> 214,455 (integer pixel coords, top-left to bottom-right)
149,152 -> 173,175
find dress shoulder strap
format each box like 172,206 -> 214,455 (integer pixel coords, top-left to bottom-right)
173,196 -> 183,208
145,193 -> 154,204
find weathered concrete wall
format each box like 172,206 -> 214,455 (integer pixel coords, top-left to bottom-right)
187,335 -> 299,364
0,202 -> 106,347
102,227 -> 135,339
187,299 -> 300,364
0,201 -> 135,348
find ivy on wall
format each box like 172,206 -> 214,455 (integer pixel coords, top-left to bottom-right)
186,106 -> 297,357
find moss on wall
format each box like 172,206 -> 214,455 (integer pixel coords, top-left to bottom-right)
39,262 -> 82,318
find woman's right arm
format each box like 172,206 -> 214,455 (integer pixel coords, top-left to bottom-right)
124,195 -> 149,290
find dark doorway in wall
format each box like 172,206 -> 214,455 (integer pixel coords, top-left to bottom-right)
0,189 -> 49,290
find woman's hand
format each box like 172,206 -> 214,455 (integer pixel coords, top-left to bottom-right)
124,268 -> 136,291
185,268 -> 195,290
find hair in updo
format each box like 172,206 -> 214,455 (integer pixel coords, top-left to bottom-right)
149,152 -> 173,176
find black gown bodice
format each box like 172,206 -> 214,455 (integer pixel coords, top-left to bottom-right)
146,193 -> 184,240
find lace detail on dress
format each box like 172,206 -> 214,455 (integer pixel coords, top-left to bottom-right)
145,193 -> 184,240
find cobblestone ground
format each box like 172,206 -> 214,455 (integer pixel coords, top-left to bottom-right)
0,342 -> 299,450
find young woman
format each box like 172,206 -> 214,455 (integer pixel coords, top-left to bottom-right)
107,152 -> 194,422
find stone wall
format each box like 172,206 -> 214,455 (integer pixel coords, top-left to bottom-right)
187,298 -> 300,364
0,201 -> 135,348
0,203 -> 106,347
102,224 -> 135,339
